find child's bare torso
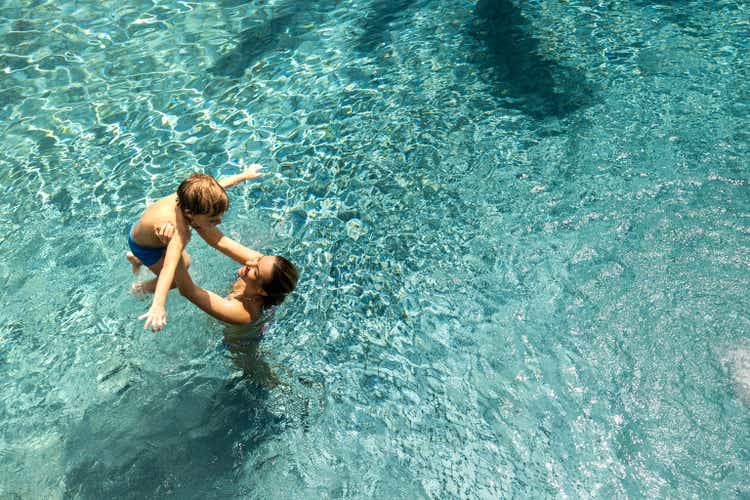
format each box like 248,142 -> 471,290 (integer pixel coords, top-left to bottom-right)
132,195 -> 189,248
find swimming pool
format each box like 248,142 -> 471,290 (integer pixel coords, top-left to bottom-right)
1,0 -> 748,497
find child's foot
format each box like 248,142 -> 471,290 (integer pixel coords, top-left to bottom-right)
126,252 -> 142,274
131,280 -> 158,296
130,282 -> 148,300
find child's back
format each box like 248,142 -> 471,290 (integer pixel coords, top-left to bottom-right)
131,194 -> 186,249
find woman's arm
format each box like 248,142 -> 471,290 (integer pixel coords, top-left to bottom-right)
195,225 -> 263,265
173,259 -> 254,325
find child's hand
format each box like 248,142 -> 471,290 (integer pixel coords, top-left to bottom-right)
155,223 -> 175,245
241,164 -> 264,180
139,305 -> 167,331
218,164 -> 264,189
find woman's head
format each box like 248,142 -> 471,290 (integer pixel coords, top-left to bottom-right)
238,255 -> 298,307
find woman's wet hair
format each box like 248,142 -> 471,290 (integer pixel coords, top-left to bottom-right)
261,256 -> 298,307
176,173 -> 229,216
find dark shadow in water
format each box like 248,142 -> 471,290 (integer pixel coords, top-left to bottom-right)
471,0 -> 594,118
355,0 -> 416,53
210,7 -> 303,78
209,0 -> 346,78
218,0 -> 255,7
212,0 -> 428,76
210,1 -> 342,78
62,366 -> 283,499
637,0 -> 741,32
223,325 -> 280,388
639,0 -> 693,26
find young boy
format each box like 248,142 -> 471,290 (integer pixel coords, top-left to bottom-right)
127,165 -> 263,331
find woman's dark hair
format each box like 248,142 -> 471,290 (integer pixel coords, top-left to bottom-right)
176,173 -> 229,216
261,256 -> 298,307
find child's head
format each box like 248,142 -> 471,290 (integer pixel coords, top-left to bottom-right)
177,174 -> 228,225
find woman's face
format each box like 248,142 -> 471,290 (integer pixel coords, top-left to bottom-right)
237,255 -> 276,293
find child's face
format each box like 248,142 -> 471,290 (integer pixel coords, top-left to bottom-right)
187,212 -> 223,229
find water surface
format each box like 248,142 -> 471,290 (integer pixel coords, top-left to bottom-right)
1,0 -> 749,497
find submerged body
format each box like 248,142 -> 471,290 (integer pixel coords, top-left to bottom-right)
222,309 -> 278,386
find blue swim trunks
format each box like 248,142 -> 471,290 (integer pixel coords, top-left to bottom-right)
128,224 -> 165,267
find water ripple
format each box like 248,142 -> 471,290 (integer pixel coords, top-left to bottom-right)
0,0 -> 749,497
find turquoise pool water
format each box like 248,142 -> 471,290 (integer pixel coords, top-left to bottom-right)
1,0 -> 749,497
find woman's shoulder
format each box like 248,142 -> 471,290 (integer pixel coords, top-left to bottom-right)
224,298 -> 275,336
227,294 -> 267,324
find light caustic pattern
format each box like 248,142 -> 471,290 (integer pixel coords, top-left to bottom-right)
0,0 -> 748,498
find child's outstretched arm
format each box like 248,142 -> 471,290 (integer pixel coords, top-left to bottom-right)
138,226 -> 189,331
218,164 -> 264,190
196,225 -> 263,265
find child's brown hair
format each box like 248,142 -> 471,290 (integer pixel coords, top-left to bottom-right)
176,174 -> 229,215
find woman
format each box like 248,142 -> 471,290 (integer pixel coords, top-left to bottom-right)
147,222 -> 297,384
173,251 -> 298,330
148,220 -> 298,330
173,242 -> 297,385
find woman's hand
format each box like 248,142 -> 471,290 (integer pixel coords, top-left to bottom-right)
139,304 -> 167,331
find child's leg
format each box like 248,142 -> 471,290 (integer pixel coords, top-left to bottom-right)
134,251 -> 191,294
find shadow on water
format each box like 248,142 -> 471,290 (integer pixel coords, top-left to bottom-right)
210,7 -> 303,78
209,0 -> 344,78
210,1 -> 338,78
355,0 -> 417,53
218,0 -> 256,7
637,0 -> 742,31
471,0 -> 594,118
638,0 -> 695,27
63,367 -> 283,498
212,0 -> 430,76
